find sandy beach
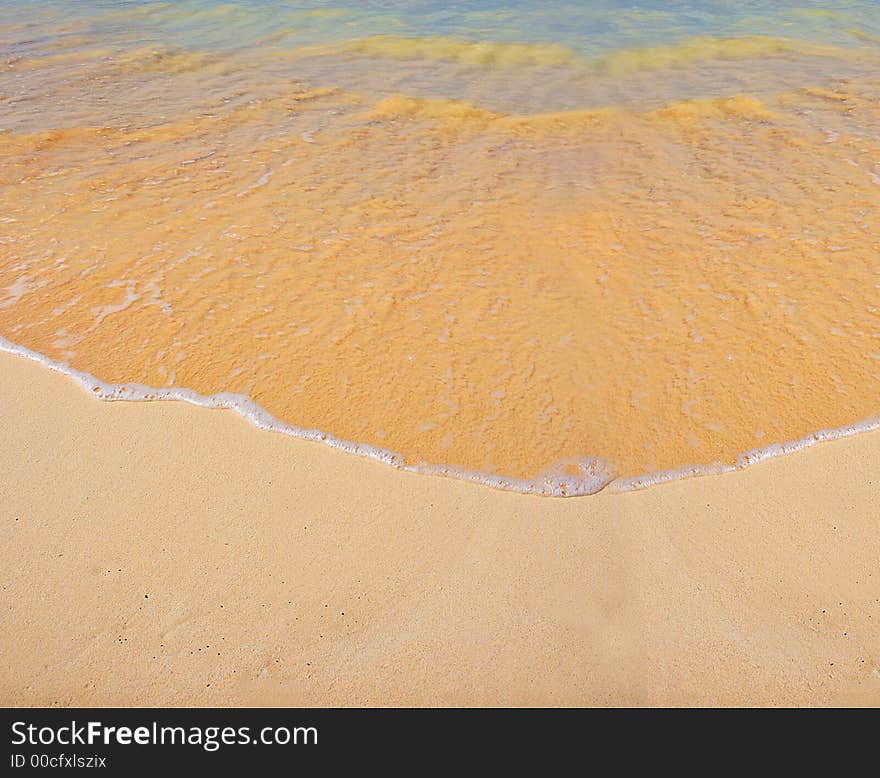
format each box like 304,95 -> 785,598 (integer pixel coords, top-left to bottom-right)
1,350 -> 877,707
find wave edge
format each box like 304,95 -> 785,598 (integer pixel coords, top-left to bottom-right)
1,335 -> 877,498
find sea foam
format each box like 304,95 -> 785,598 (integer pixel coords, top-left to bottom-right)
2,335 -> 877,498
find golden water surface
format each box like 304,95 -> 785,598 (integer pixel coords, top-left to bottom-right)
1,31 -> 879,491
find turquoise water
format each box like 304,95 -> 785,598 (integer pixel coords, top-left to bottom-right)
2,1 -> 879,55
3,0 -> 879,128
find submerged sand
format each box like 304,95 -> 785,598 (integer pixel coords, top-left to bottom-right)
4,73 -> 879,487
0,349 -> 878,707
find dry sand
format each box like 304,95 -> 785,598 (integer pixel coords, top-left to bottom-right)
1,350 -> 878,706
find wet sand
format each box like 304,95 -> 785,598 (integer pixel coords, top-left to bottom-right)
1,350 -> 878,706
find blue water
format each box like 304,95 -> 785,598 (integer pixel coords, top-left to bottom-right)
3,1 -> 879,58
2,1 -> 879,125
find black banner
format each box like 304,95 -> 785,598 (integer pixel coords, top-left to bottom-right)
0,707 -> 869,771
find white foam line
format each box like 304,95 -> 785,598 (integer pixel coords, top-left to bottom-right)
607,416 -> 880,493
0,335 -> 610,496
1,334 -> 878,498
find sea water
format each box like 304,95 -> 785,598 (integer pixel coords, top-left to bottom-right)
1,1 -> 878,494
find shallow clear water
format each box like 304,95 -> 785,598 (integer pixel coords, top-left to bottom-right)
4,1 -> 880,55
4,0 -> 880,124
1,1 -> 878,494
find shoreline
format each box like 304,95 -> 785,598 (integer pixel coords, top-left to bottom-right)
2,336 -> 878,499
1,349 -> 878,706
